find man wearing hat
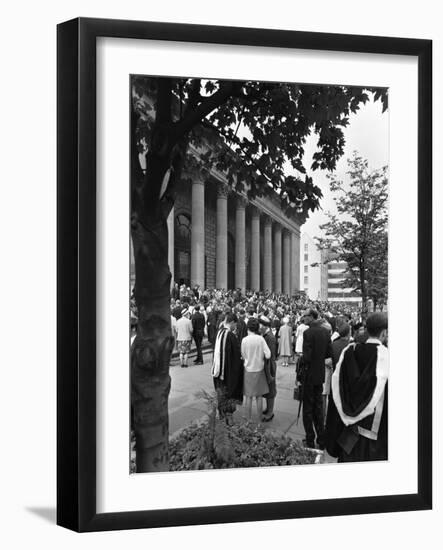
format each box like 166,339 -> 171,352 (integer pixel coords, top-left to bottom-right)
260,315 -> 278,422
176,308 -> 193,368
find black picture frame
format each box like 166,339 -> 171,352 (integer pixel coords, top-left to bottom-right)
57,17 -> 432,532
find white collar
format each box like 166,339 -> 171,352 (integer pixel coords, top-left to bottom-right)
365,337 -> 382,345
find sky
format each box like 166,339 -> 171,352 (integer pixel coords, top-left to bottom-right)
300,97 -> 389,239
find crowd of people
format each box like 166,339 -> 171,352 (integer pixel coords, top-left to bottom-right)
133,282 -> 389,463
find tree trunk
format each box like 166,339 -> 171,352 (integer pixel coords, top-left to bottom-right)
131,210 -> 174,472
359,264 -> 368,319
130,108 -> 189,471
129,75 -> 219,472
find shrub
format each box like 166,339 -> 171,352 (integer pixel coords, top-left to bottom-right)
130,390 -> 317,473
169,421 -> 317,470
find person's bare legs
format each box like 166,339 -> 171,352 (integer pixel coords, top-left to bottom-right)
256,396 -> 263,425
323,394 -> 328,423
245,397 -> 253,423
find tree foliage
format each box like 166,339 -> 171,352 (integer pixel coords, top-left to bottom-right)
317,152 -> 388,314
129,76 -> 388,472
132,76 -> 388,222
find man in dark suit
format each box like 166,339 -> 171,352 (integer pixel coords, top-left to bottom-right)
260,315 -> 278,422
302,308 -> 332,449
236,309 -> 248,342
191,305 -> 206,364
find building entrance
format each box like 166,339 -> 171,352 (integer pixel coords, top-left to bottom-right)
174,213 -> 191,286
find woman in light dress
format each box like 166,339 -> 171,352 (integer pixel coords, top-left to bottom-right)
241,318 -> 271,424
278,317 -> 292,367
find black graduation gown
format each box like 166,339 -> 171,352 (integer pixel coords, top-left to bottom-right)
325,342 -> 388,462
236,319 -> 248,342
213,329 -> 244,404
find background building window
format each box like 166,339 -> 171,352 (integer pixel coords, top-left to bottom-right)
175,213 -> 191,247
304,276 -> 308,285
175,213 -> 191,286
304,253 -> 308,262
304,243 -> 308,251
304,265 -> 308,273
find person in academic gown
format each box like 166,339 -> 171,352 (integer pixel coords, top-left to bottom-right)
325,312 -> 388,462
211,312 -> 244,425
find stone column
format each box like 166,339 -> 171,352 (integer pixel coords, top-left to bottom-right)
216,183 -> 229,289
291,231 -> 300,294
250,207 -> 260,291
283,229 -> 291,295
167,206 -> 174,288
235,195 -> 247,292
263,216 -> 273,292
273,223 -> 282,293
191,178 -> 205,288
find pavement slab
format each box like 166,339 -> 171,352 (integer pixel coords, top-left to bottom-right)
168,343 -> 310,444
135,339 -> 339,466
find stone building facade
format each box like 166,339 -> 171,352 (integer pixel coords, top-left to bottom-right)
131,97 -> 302,294
161,139 -> 302,293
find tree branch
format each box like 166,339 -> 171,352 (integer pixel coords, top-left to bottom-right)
156,78 -> 173,125
175,81 -> 243,139
131,104 -> 144,187
198,119 -> 282,188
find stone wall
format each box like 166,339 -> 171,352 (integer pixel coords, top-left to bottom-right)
171,177 -> 301,293
204,201 -> 216,288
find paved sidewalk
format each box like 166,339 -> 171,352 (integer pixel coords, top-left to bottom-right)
170,345 -> 304,441
168,342 -> 337,464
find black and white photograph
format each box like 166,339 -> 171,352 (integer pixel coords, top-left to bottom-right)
129,75 -> 389,474
0,0 -> 437,542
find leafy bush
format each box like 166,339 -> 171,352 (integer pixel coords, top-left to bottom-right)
130,390 -> 317,473
169,421 -> 317,470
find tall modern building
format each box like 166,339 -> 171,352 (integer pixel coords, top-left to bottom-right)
299,234 -> 364,304
300,233 -> 328,300
326,259 -> 362,304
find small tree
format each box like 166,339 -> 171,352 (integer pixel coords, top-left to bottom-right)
317,153 -> 388,316
366,231 -> 388,310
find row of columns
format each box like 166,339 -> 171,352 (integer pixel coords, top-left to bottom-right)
169,180 -> 300,294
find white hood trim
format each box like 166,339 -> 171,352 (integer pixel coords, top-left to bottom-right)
331,342 -> 389,427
